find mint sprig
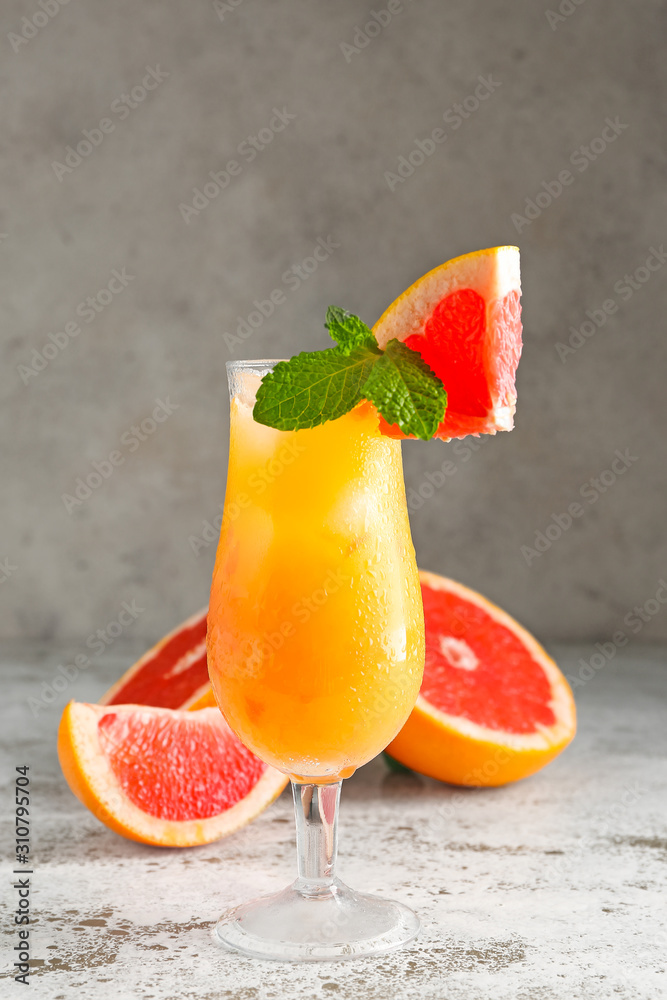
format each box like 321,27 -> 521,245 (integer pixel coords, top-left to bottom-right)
324,306 -> 377,352
362,339 -> 446,440
252,308 -> 447,440
252,346 -> 379,431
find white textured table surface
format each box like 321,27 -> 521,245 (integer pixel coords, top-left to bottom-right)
2,644 -> 666,1000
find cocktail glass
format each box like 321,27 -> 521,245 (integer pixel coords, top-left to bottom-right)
207,360 -> 425,961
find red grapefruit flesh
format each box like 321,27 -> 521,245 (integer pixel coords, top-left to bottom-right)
58,702 -> 288,846
99,607 -> 209,710
386,571 -> 576,786
373,246 -> 522,440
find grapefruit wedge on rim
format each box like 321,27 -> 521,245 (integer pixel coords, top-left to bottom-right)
58,702 -> 288,846
386,571 -> 576,787
373,246 -> 522,440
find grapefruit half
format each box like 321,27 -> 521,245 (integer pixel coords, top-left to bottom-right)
99,607 -> 209,710
58,702 -> 288,846
373,246 -> 522,440
386,572 -> 576,786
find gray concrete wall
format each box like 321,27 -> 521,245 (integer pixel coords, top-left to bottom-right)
2,0 -> 666,645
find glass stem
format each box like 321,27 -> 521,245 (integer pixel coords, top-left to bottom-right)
291,780 -> 342,897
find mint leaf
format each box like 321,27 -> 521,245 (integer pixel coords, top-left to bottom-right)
325,306 -> 377,352
251,306 -> 447,437
361,339 -> 447,440
253,345 -> 380,431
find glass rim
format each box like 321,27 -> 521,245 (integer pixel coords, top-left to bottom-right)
226,359 -> 286,373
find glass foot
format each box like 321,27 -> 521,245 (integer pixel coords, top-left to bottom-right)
214,876 -> 420,962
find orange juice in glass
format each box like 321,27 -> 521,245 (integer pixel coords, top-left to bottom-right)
207,360 -> 425,961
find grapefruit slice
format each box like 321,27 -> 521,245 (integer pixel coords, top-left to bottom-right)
58,702 -> 288,846
373,246 -> 522,440
386,571 -> 576,786
99,607 -> 210,710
